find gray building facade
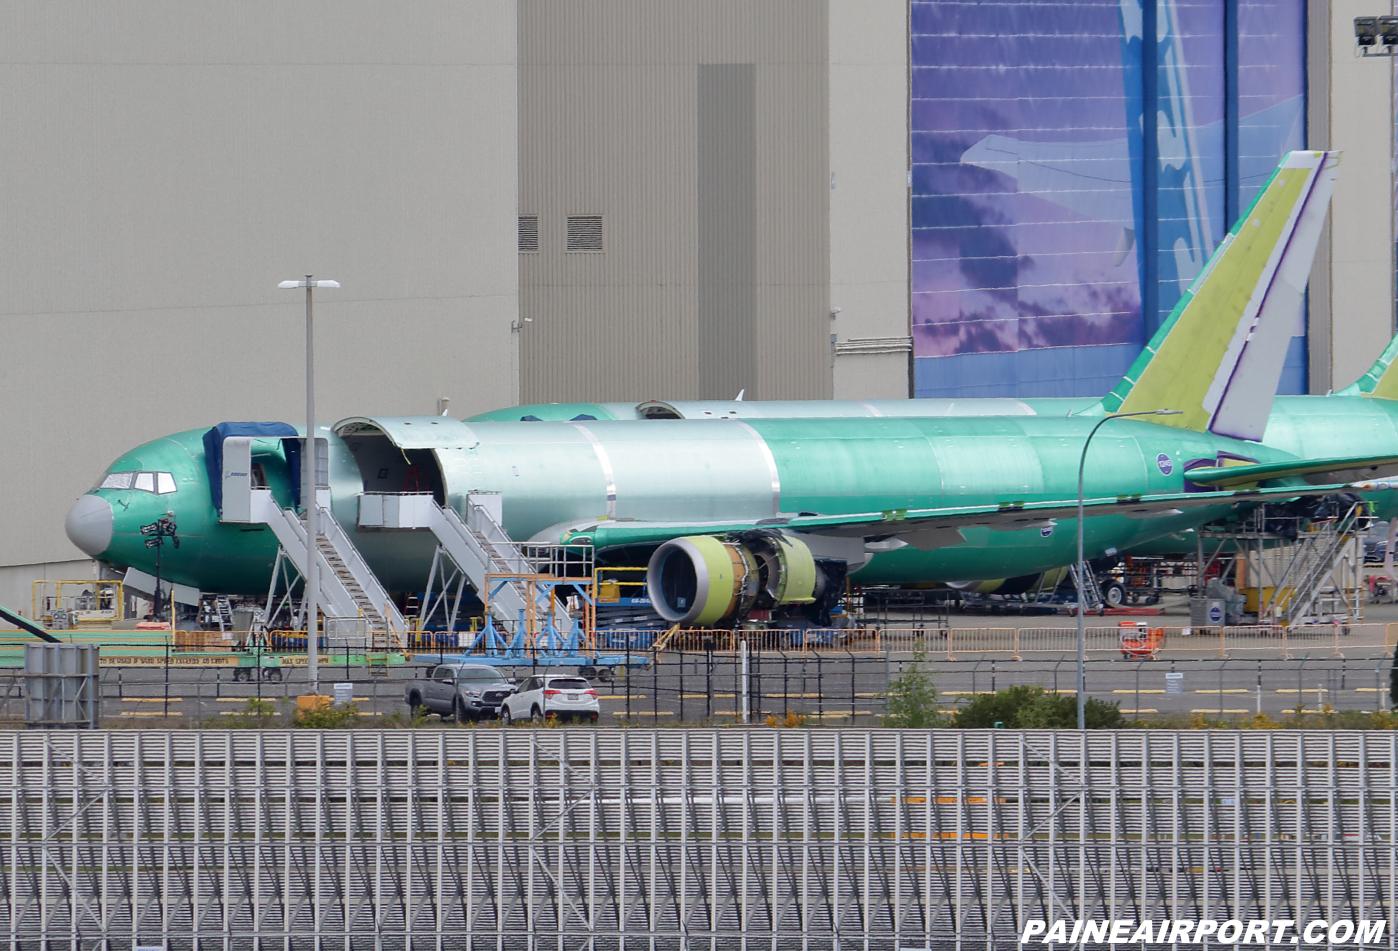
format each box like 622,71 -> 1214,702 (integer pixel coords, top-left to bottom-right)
0,1 -> 521,611
517,1 -> 840,403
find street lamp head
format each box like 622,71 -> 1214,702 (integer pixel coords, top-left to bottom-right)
278,279 -> 340,289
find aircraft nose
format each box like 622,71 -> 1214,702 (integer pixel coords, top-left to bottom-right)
65,494 -> 114,558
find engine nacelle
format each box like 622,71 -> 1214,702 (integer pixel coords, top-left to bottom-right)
647,532 -> 819,626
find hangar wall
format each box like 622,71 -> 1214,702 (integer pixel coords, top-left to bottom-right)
516,0 -> 834,403
829,0 -> 914,400
0,1 -> 520,613
1317,0 -> 1396,392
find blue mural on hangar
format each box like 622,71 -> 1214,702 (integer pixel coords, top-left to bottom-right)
911,0 -> 1307,398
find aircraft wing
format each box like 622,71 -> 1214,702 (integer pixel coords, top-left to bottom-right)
556,481 -> 1376,552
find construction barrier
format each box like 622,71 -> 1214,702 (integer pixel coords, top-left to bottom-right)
584,621 -> 1395,660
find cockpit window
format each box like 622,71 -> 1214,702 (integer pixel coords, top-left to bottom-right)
96,471 -> 177,494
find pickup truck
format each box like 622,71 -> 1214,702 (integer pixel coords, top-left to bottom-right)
404,663 -> 516,722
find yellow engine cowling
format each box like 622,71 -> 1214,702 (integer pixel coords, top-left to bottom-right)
646,533 -> 819,626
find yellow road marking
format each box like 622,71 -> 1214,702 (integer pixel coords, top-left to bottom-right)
1113,689 -> 1164,694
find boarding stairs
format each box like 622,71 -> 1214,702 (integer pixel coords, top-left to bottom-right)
212,596 -> 233,634
250,489 -> 407,649
1262,502 -> 1369,625
1070,562 -> 1104,613
358,492 -> 574,634
432,499 -> 573,634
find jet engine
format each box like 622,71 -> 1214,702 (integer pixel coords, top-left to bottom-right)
646,531 -> 820,626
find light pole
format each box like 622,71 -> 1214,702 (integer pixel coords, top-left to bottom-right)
279,276 -> 339,696
1076,408 -> 1180,729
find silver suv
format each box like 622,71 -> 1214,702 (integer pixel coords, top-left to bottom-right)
405,664 -> 516,722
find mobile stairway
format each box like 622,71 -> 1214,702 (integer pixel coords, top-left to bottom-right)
1200,499 -> 1371,626
360,493 -> 574,635
249,489 -> 408,649
1069,562 -> 1105,614
362,492 -> 644,670
1259,501 -> 1370,625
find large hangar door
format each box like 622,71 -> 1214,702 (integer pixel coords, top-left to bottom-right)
698,63 -> 757,401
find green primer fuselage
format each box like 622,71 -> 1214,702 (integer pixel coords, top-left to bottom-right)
79,397 -> 1398,597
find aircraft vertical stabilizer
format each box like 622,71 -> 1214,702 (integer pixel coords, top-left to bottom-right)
1100,150 -> 1339,439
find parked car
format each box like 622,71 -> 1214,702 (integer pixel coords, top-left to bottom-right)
404,664 -> 516,722
501,674 -> 599,725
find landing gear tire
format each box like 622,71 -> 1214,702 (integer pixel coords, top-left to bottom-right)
232,668 -> 248,683
1104,584 -> 1126,607
597,667 -> 614,683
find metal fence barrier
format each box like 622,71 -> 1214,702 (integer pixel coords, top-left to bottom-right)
2,729 -> 1395,949
0,650 -> 1393,727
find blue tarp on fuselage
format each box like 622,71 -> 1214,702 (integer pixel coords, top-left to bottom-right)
202,422 -> 302,512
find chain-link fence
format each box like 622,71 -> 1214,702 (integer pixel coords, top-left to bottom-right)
0,643 -> 1389,727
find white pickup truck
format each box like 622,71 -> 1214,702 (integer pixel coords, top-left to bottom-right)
404,664 -> 516,722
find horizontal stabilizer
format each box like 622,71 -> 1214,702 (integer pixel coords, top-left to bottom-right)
1339,331 -> 1398,400
1186,453 -> 1398,487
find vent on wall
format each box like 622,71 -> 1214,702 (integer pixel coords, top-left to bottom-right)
566,215 -> 604,252
518,215 -> 539,253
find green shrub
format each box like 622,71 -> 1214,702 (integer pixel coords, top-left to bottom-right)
953,685 -> 1123,729
210,697 -> 283,729
883,650 -> 945,728
291,702 -> 362,729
